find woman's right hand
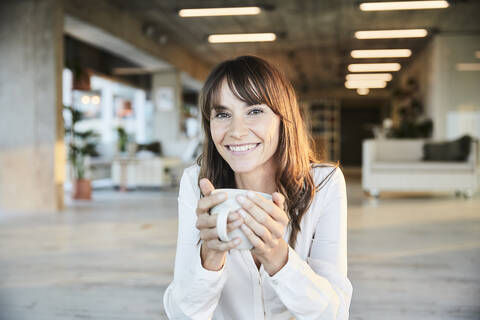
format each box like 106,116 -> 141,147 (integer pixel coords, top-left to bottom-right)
196,178 -> 243,270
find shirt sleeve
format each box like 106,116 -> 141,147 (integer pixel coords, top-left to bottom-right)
163,168 -> 228,319
266,168 -> 353,319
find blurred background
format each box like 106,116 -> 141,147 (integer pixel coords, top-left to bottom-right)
0,0 -> 479,319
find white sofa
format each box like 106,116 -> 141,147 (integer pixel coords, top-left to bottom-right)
362,139 -> 478,197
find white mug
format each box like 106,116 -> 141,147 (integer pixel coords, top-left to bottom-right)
211,189 -> 272,250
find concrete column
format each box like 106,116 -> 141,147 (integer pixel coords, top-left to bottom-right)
152,69 -> 188,157
0,0 -> 65,212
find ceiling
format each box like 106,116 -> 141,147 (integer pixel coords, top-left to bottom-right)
107,0 -> 480,95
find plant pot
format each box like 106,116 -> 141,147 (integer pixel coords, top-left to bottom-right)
73,179 -> 92,200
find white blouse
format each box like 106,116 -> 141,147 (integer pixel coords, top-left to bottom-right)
163,165 -> 352,319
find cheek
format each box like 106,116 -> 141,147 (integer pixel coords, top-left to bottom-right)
210,122 -> 226,145
266,119 -> 281,147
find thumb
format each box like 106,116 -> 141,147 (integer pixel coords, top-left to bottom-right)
199,178 -> 215,197
272,192 -> 286,208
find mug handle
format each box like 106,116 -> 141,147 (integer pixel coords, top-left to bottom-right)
216,209 -> 230,242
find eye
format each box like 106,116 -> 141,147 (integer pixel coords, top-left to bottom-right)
248,108 -> 264,116
214,111 -> 230,119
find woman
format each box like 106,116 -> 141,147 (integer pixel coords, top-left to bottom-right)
163,56 -> 352,319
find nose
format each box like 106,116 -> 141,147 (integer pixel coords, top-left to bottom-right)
229,115 -> 249,139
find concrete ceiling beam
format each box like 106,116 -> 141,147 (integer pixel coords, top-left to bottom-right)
64,0 -> 212,81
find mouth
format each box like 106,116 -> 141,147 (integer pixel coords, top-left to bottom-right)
225,143 -> 260,154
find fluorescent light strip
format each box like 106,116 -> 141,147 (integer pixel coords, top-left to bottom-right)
456,63 -> 480,71
351,49 -> 412,58
360,1 -> 449,11
179,7 -> 261,17
355,29 -> 428,39
345,80 -> 387,89
475,51 -> 480,59
348,63 -> 401,72
357,88 -> 370,95
208,33 -> 276,43
346,73 -> 393,81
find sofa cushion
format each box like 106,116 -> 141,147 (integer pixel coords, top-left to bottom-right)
423,135 -> 472,162
372,161 -> 472,171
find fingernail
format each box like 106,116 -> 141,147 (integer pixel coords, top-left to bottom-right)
237,195 -> 246,204
234,238 -> 241,245
238,209 -> 247,218
247,191 -> 256,199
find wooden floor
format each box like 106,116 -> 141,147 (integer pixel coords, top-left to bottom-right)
0,177 -> 479,319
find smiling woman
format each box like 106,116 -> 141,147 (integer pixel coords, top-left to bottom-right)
163,56 -> 352,319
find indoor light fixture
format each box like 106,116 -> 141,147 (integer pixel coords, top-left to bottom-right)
208,33 -> 276,43
355,29 -> 428,39
348,63 -> 401,72
179,7 -> 261,17
346,73 -> 393,81
456,63 -> 480,71
81,95 -> 90,105
351,49 -> 412,58
91,96 -> 101,105
345,80 -> 387,89
357,88 -> 370,95
360,1 -> 449,11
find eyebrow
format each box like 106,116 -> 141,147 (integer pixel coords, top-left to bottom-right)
212,105 -> 229,112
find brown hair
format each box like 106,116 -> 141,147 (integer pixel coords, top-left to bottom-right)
197,56 -> 336,248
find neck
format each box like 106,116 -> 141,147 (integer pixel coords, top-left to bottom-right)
234,164 -> 277,194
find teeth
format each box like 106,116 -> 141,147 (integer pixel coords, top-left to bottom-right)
228,144 -> 257,152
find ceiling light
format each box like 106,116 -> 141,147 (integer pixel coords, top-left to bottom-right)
179,7 -> 261,17
475,51 -> 480,59
351,49 -> 412,58
348,63 -> 401,72
345,80 -> 387,89
208,33 -> 276,43
92,96 -> 101,105
360,1 -> 449,11
355,29 -> 428,39
456,63 -> 480,71
81,95 -> 90,104
357,88 -> 370,95
346,73 -> 393,81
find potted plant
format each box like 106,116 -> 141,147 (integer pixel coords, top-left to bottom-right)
116,126 -> 128,154
64,106 -> 99,199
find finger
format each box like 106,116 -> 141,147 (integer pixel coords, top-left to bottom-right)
199,227 -> 219,241
199,178 -> 215,197
196,192 -> 227,215
196,213 -> 216,229
272,192 -> 286,209
238,208 -> 280,245
240,224 -> 265,251
237,195 -> 282,238
227,217 -> 243,232
196,211 -> 240,229
205,238 -> 241,251
246,192 -> 288,224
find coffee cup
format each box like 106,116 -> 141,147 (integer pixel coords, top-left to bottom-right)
211,188 -> 272,250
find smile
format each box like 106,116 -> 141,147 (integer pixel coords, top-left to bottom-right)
226,143 -> 260,153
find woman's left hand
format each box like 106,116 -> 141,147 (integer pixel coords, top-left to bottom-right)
236,191 -> 289,274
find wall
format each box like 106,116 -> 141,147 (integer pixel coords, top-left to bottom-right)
430,34 -> 480,140
398,34 -> 480,140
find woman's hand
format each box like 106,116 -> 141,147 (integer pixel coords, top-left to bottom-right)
236,192 -> 290,275
196,178 -> 244,270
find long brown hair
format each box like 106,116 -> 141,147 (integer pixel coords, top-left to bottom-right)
197,56 -> 335,248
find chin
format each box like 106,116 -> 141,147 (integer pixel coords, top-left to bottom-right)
226,160 -> 259,174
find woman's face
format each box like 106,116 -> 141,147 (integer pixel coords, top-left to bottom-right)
210,80 -> 280,174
